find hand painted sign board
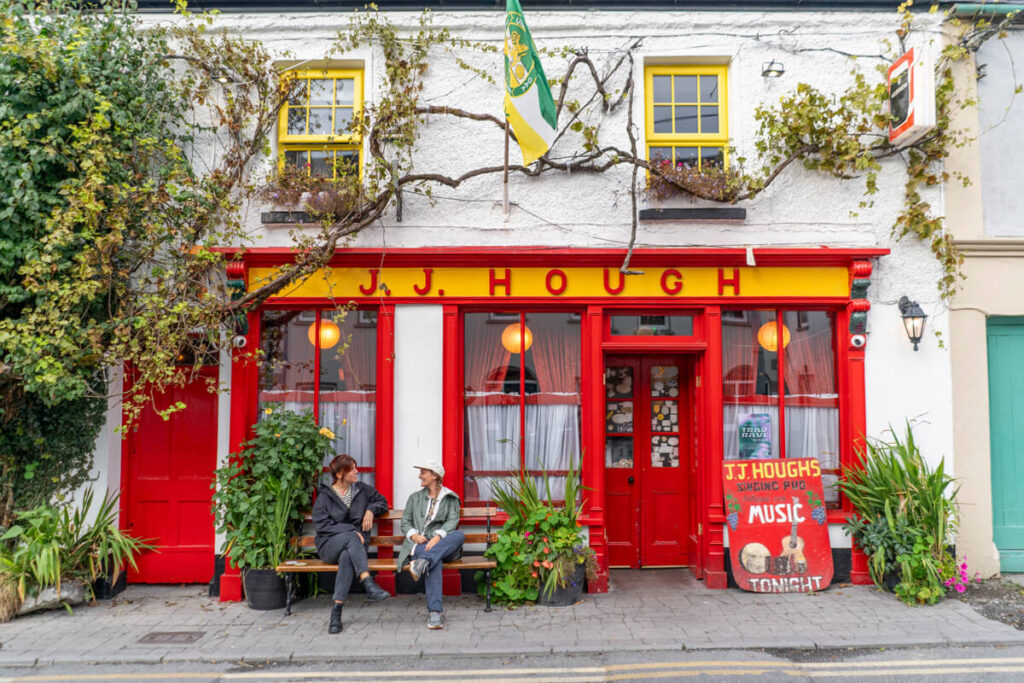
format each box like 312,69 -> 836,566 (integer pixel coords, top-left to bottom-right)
723,458 -> 833,593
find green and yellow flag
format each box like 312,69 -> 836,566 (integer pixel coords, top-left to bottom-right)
504,0 -> 557,166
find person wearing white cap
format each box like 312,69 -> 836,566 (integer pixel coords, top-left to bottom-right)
397,459 -> 464,630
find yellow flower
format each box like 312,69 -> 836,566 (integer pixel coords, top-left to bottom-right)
342,419 -> 347,426
319,427 -> 336,440
264,408 -> 273,415
274,433 -> 281,438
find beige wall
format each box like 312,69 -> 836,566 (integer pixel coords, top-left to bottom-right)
947,36 -> 1024,577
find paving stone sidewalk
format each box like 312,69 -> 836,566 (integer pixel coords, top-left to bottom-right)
1,569 -> 1022,667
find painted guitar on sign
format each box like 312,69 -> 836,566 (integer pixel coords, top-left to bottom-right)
723,458 -> 833,593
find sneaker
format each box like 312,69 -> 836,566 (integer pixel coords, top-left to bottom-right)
426,610 -> 444,630
361,575 -> 390,602
328,603 -> 343,634
408,558 -> 429,582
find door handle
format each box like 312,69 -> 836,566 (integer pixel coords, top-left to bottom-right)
628,476 -> 634,484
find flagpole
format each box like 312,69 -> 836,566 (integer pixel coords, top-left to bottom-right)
503,119 -> 510,221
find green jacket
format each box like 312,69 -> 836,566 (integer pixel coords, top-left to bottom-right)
397,486 -> 461,570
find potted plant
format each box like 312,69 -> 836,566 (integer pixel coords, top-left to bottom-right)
838,422 -> 959,605
211,408 -> 332,609
482,457 -> 596,607
0,487 -> 153,620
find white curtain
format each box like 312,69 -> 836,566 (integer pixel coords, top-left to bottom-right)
466,399 -> 580,501
786,403 -> 839,502
319,398 -> 376,484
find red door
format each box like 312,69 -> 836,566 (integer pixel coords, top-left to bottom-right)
123,367 -> 218,583
604,356 -> 691,567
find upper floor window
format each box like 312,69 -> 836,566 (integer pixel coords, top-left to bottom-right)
645,65 -> 728,170
278,68 -> 363,179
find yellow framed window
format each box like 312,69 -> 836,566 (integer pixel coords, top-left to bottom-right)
278,68 -> 363,178
645,65 -> 728,170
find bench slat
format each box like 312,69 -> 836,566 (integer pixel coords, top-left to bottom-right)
276,556 -> 496,574
302,506 -> 498,523
290,532 -> 497,549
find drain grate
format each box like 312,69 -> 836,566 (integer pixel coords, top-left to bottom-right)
137,631 -> 205,644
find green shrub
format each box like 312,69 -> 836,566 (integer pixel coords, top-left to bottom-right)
211,409 -> 331,570
478,457 -> 596,605
838,422 -> 958,605
0,488 -> 153,611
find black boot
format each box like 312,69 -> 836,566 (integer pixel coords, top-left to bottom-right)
362,575 -> 390,602
328,603 -> 343,634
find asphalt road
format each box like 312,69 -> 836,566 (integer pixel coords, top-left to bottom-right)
5,645 -> 1024,682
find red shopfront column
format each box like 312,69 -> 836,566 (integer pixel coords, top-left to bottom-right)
583,306 -> 609,592
221,307 -> 259,602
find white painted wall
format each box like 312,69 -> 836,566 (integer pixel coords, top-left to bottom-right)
392,305 -> 445,507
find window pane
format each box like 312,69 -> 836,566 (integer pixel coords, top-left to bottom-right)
652,75 -> 671,103
258,309 -> 316,417
309,78 -> 331,105
605,436 -> 633,468
674,147 -> 698,166
334,107 -> 353,135
609,314 -> 693,336
782,311 -> 839,505
723,310 -> 781,461
335,150 -> 360,176
653,105 -> 672,133
310,150 -> 331,177
463,313 -> 521,502
287,108 -> 307,135
319,309 -> 377,481
674,75 -> 698,102
701,147 -> 724,168
675,105 -> 698,133
649,146 -> 672,164
700,74 -> 719,102
283,150 -> 306,171
308,108 -> 331,135
335,78 -> 355,105
701,105 -> 719,134
652,436 -> 679,467
288,79 -> 308,106
523,313 -> 581,485
606,365 -> 633,398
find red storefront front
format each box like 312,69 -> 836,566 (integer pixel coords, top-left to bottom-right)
211,246 -> 880,598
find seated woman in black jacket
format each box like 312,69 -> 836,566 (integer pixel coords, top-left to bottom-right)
312,454 -> 390,634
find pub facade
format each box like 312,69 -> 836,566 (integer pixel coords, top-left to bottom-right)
110,1 -> 957,597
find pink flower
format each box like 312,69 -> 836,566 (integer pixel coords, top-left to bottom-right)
956,584 -> 966,593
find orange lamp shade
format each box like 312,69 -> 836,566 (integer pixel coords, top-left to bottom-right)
756,321 -> 791,352
308,319 -> 341,349
501,323 -> 533,354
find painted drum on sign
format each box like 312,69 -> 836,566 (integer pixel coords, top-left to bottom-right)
723,458 -> 833,593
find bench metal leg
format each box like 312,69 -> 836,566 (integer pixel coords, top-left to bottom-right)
485,569 -> 492,613
284,574 -> 296,617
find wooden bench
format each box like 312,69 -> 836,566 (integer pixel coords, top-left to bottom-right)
275,507 -> 498,616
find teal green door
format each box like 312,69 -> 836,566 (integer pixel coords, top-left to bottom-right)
988,318 -> 1024,572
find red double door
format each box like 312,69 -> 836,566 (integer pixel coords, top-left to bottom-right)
122,367 -> 218,583
604,356 -> 696,568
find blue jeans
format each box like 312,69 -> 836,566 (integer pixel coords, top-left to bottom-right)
318,531 -> 369,603
412,530 -> 465,612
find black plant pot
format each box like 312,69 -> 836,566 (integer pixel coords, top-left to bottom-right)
91,567 -> 127,600
242,568 -> 287,610
883,571 -> 900,593
537,563 -> 586,607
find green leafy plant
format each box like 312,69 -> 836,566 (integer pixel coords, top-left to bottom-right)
0,488 -> 153,616
838,422 -> 959,605
479,456 -> 596,605
210,409 -> 331,570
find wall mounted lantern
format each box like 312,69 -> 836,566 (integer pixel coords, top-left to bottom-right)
501,323 -> 533,354
899,296 -> 926,351
761,60 -> 785,78
308,319 -> 341,350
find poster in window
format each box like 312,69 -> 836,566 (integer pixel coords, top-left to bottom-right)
738,412 -> 772,460
723,458 -> 833,593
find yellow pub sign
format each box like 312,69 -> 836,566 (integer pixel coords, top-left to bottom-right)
250,266 -> 849,300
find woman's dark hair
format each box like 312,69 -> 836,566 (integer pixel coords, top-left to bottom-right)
328,454 -> 357,484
